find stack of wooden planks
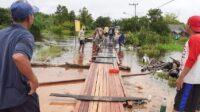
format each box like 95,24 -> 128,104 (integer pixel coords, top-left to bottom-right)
74,61 -> 128,112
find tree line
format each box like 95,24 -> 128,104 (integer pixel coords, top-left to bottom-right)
0,5 -> 183,41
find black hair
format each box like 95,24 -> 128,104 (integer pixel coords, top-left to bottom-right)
12,14 -> 26,23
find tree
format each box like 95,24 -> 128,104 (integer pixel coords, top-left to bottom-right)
69,11 -> 76,22
78,7 -> 93,29
119,17 -> 140,33
30,13 -> 50,41
94,16 -> 111,28
139,16 -> 150,30
55,5 -> 69,24
163,13 -> 181,24
112,19 -> 120,26
0,8 -> 11,26
147,9 -> 163,22
147,9 -> 170,35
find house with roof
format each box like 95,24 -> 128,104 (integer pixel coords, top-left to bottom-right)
168,24 -> 188,38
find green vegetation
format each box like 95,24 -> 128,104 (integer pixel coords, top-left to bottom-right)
122,9 -> 187,58
0,6 -> 96,41
36,46 -> 63,61
156,43 -> 184,52
94,16 -> 112,28
154,72 -> 176,88
0,7 -> 187,58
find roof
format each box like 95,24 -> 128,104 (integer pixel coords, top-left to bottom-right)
168,24 -> 186,33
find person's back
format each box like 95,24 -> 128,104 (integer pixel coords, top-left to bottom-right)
0,1 -> 40,112
0,24 -> 34,109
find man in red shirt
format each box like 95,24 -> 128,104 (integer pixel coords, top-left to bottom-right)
173,16 -> 200,112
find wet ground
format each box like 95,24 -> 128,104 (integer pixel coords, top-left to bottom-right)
33,39 -> 182,112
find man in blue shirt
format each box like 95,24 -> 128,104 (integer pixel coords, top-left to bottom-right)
0,1 -> 40,112
118,33 -> 125,51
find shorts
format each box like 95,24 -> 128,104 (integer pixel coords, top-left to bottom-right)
80,40 -> 85,45
174,83 -> 200,112
0,93 -> 40,112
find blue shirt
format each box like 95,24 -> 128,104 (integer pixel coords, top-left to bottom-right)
0,24 -> 34,109
118,34 -> 125,44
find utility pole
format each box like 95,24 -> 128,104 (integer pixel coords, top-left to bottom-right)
129,2 -> 138,17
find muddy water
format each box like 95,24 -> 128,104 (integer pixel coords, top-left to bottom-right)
34,39 -> 182,112
120,50 -> 182,112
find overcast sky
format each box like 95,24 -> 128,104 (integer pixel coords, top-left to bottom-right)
0,0 -> 200,23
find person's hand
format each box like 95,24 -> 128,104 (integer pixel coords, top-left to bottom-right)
176,76 -> 184,90
28,75 -> 39,95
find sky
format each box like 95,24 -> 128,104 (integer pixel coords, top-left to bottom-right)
0,0 -> 200,23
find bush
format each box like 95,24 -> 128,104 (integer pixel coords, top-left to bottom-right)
159,35 -> 173,44
36,46 -> 62,61
156,43 -> 183,52
137,45 -> 162,58
168,77 -> 176,88
30,25 -> 43,41
0,25 -> 4,29
136,30 -> 161,45
178,37 -> 188,45
50,25 -> 63,36
125,32 -> 139,46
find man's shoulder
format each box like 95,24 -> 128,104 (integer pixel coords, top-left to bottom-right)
13,27 -> 34,42
0,26 -> 11,33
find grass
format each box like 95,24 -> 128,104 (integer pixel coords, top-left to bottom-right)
137,37 -> 188,58
156,37 -> 188,52
156,43 -> 184,52
138,47 -> 162,58
36,46 -> 63,61
155,72 -> 176,88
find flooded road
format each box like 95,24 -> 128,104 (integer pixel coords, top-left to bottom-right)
34,39 -> 182,112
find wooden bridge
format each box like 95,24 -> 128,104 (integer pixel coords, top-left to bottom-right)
74,47 -> 129,112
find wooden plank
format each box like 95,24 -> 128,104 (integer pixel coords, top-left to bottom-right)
74,64 -> 95,112
102,66 -> 107,112
94,61 -> 113,64
108,64 -> 117,112
105,64 -> 111,112
98,65 -> 104,112
88,64 -> 100,112
113,61 -> 133,108
93,56 -> 116,58
39,78 -> 85,86
113,50 -> 120,64
82,64 -> 98,112
113,69 -> 125,112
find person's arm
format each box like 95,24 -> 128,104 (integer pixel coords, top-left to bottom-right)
12,53 -> 38,95
13,36 -> 38,95
176,36 -> 200,90
176,67 -> 190,90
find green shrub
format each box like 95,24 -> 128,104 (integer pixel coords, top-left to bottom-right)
168,77 -> 176,88
159,35 -> 173,44
36,46 -> 62,61
138,45 -> 162,58
50,25 -> 63,36
125,32 -> 139,46
156,43 -> 183,52
136,30 -> 161,45
178,37 -> 188,45
0,25 -> 4,29
30,24 -> 43,41
154,72 -> 176,88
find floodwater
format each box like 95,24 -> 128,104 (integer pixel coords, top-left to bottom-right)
34,39 -> 182,112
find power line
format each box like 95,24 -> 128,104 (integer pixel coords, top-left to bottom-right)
157,0 -> 175,9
